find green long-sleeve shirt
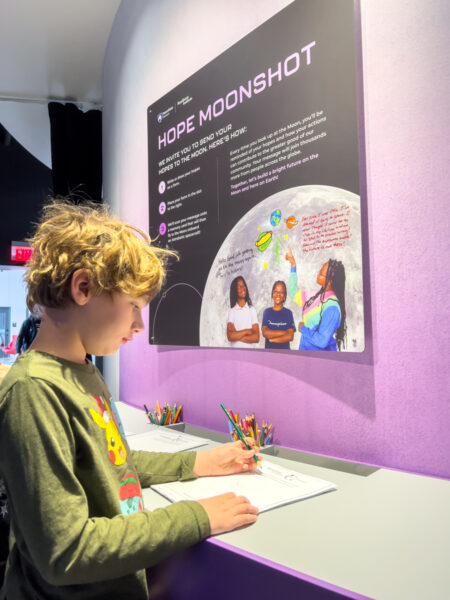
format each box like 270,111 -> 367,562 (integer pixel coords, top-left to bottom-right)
0,350 -> 210,599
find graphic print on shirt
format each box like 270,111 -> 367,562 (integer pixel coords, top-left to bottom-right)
302,292 -> 340,328
120,470 -> 144,515
89,395 -> 127,465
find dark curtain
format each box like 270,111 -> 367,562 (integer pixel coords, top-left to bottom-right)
0,122 -> 52,265
48,102 -> 102,201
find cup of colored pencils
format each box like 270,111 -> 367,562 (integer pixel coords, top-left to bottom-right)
143,402 -> 182,426
224,407 -> 273,447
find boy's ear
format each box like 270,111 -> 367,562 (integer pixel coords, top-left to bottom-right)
71,269 -> 92,306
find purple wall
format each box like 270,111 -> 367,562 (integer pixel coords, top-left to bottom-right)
116,1 -> 450,479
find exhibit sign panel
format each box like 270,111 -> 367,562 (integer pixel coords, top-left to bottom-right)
148,0 -> 364,352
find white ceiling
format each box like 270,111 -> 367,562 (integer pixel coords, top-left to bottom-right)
0,0 -> 121,107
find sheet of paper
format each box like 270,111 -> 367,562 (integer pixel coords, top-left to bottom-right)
114,401 -> 153,435
152,460 -> 336,512
128,428 -> 210,453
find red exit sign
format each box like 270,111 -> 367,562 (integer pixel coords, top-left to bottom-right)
11,242 -> 34,262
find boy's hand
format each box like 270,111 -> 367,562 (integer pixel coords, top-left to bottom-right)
193,440 -> 260,477
197,492 -> 258,535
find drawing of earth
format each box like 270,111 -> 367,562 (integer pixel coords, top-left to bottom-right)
199,185 -> 365,351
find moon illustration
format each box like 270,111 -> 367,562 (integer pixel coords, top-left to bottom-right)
199,185 -> 364,351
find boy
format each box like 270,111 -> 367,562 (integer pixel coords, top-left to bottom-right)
0,200 -> 258,599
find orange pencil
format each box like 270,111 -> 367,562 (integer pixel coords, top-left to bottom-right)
173,405 -> 182,423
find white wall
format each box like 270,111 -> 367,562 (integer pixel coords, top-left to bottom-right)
0,102 -> 51,168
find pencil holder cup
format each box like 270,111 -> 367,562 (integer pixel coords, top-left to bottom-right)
166,422 -> 185,431
259,445 -> 275,455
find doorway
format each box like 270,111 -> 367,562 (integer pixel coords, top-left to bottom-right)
0,266 -> 27,366
0,307 -> 11,348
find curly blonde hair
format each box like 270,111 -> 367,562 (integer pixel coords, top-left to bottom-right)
25,199 -> 176,311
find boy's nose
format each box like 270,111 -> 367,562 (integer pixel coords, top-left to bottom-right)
133,310 -> 145,333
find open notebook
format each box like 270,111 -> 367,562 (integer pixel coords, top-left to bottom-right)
128,428 -> 210,453
152,460 -> 336,513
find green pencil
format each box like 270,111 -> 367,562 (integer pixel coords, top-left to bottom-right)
220,403 -> 260,464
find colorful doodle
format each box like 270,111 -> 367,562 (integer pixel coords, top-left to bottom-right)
255,231 -> 272,252
274,235 -> 282,264
285,215 -> 298,229
270,209 -> 282,226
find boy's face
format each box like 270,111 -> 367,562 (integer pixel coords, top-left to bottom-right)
79,291 -> 147,357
